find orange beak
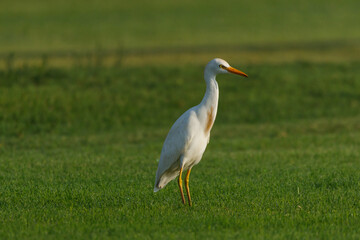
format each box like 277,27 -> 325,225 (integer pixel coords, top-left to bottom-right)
226,66 -> 248,78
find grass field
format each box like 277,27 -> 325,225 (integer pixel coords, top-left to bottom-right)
1,62 -> 360,239
1,0 -> 360,239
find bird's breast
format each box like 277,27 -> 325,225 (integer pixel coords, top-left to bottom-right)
204,107 -> 215,134
183,132 -> 209,168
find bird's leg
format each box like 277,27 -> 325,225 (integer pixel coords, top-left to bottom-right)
185,168 -> 192,206
178,167 -> 186,205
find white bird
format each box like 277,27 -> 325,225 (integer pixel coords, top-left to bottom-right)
154,58 -> 248,206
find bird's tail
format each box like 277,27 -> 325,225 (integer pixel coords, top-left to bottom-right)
154,172 -> 161,192
154,179 -> 164,192
153,186 -> 160,192
154,164 -> 179,192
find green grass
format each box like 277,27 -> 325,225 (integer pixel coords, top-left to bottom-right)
1,62 -> 360,136
1,0 -> 360,238
1,62 -> 360,239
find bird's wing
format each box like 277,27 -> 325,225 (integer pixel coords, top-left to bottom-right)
154,108 -> 198,187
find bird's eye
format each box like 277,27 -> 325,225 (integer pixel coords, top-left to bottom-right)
219,64 -> 226,69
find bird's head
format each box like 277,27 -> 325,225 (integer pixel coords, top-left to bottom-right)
205,58 -> 248,78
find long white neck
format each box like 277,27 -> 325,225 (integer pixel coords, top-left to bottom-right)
200,71 -> 219,112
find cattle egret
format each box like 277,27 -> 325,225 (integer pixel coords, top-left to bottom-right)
154,58 -> 248,206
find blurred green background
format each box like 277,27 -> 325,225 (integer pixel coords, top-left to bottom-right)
1,0 -> 360,65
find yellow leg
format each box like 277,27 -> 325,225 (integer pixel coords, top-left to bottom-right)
185,168 -> 192,206
178,167 -> 186,204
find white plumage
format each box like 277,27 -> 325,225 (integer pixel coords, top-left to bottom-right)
154,58 -> 248,206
